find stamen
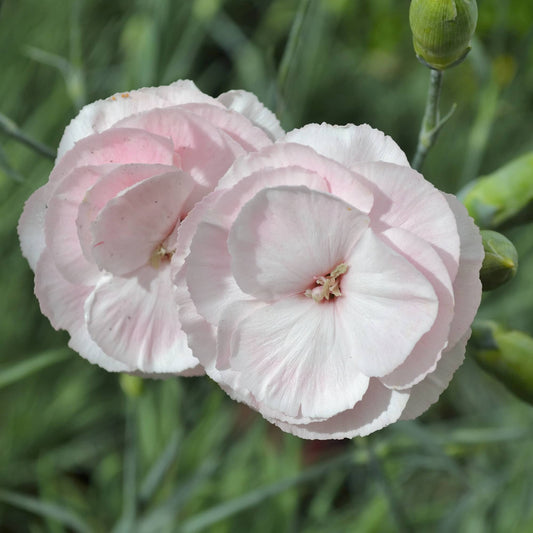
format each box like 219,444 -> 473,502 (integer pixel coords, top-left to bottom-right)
150,244 -> 174,268
305,263 -> 349,302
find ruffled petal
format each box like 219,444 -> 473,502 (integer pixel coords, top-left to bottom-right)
378,227 -> 455,389
45,166 -> 108,286
351,161 -> 461,282
400,331 -> 470,420
217,143 -> 374,215
181,102 -> 272,151
228,186 -> 369,301
91,171 -> 193,275
57,80 -> 220,158
217,89 -> 285,140
227,296 -> 370,419
34,250 -> 129,372
268,379 -> 410,440
18,184 -> 50,271
114,107 -> 246,204
285,123 -> 410,168
443,194 -> 483,347
52,128 -> 176,187
86,264 -> 198,374
337,229 -> 439,377
77,163 -> 177,260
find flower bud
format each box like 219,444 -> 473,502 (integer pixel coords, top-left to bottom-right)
479,230 -> 518,291
120,374 -> 144,398
459,152 -> 533,230
409,0 -> 478,70
471,321 -> 533,406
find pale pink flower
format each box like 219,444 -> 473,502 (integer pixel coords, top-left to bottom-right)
18,80 -> 283,375
174,123 -> 484,438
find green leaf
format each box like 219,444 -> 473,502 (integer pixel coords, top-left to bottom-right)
0,489 -> 91,533
0,349 -> 70,390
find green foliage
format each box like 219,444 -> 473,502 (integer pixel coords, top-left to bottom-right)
1,0 -> 533,531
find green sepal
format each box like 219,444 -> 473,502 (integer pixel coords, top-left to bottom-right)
471,321 -> 533,406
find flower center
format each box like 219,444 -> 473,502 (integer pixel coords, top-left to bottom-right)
304,263 -> 349,302
150,243 -> 174,268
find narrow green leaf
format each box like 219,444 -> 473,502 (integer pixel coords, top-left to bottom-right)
0,489 -> 91,533
181,451 -> 356,533
139,429 -> 181,503
0,349 -> 70,390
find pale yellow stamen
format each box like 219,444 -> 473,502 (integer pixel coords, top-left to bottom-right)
305,263 -> 349,302
150,244 -> 174,268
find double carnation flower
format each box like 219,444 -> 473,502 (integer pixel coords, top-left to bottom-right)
18,81 -> 483,439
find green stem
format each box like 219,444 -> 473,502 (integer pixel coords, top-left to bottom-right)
0,113 -> 56,161
412,69 -> 449,171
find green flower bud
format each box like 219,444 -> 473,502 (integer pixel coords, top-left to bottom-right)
479,230 -> 518,291
409,0 -> 478,70
119,374 -> 144,398
459,152 -> 533,230
471,321 -> 533,406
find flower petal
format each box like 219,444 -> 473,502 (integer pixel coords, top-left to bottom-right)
400,331 -> 470,420
217,89 -> 285,140
378,227 -> 455,389
181,102 -> 272,151
351,161 -> 461,282
52,128 -> 176,187
77,163 -> 177,260
228,186 -> 369,301
18,184 -> 50,271
337,229 -> 439,377
86,264 -> 197,374
443,194 -> 483,347
57,80 -> 219,158
114,107 -> 246,203
217,143 -> 374,215
91,171 -> 193,276
270,379 -> 410,440
228,297 -> 371,419
285,123 -> 410,168
35,250 -> 130,372
45,166 -> 108,285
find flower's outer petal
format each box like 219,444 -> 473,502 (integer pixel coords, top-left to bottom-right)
400,331 -> 470,420
77,163 -> 177,260
57,80 -> 220,158
34,250 -> 130,372
45,166 -> 108,286
217,89 -> 285,141
91,171 -> 193,276
228,297 -> 371,419
285,123 -> 410,168
338,229 -> 439,377
217,143 -> 374,215
270,379 -> 410,440
443,193 -> 483,347
114,107 -> 246,206
379,227 -> 455,389
18,184 -> 50,271
351,161 -> 461,282
228,186 -> 370,301
186,221 -> 252,325
86,264 -> 198,374
180,103 -> 272,151
52,128 -> 177,187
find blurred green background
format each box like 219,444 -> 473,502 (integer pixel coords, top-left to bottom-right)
1,0 -> 533,531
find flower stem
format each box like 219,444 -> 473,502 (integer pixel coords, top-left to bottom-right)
0,112 -> 56,161
412,69 -> 455,171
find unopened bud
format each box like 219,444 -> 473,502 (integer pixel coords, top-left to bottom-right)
471,321 -> 533,406
479,230 -> 518,291
459,152 -> 533,230
409,0 -> 478,70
